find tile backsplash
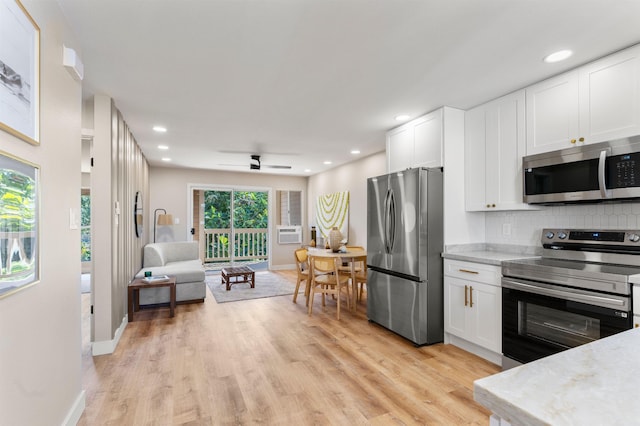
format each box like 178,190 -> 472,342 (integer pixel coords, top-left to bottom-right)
485,202 -> 640,247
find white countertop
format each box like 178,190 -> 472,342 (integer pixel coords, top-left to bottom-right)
442,244 -> 541,266
442,250 -> 539,266
474,327 -> 640,425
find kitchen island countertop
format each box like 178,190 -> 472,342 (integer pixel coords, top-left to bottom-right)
474,327 -> 640,425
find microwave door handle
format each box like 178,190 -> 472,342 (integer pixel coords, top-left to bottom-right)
598,149 -> 613,199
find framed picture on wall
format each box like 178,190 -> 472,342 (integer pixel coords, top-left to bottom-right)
0,150 -> 39,299
0,0 -> 40,145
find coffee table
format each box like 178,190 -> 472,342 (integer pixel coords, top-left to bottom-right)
128,275 -> 176,321
221,266 -> 255,291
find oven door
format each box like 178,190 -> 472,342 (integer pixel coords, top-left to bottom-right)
502,277 -> 632,366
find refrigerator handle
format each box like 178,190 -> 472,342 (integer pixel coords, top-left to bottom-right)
383,189 -> 390,253
386,188 -> 396,253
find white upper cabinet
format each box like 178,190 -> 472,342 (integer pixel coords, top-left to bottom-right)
526,71 -> 580,155
413,110 -> 443,168
526,44 -> 640,155
579,46 -> 640,143
386,125 -> 414,173
387,108 -> 443,172
465,90 -> 533,211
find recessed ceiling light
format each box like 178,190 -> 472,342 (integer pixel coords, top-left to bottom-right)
351,150 -> 361,155
395,114 -> 411,121
153,126 -> 167,133
158,145 -> 169,150
161,157 -> 171,162
543,50 -> 573,63
323,161 -> 332,165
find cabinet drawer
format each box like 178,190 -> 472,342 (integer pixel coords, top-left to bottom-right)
444,260 -> 501,286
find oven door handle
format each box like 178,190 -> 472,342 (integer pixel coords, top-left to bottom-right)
502,278 -> 628,311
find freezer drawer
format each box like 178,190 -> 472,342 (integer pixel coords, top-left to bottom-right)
367,269 -> 443,345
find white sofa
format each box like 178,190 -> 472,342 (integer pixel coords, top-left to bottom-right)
135,241 -> 206,305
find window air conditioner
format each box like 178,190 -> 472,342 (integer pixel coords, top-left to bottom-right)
277,225 -> 302,244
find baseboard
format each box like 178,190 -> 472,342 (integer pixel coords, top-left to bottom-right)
445,333 -> 502,366
270,264 -> 295,271
92,314 -> 127,356
62,390 -> 86,425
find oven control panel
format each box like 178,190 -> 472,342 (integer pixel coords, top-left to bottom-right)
542,228 -> 640,249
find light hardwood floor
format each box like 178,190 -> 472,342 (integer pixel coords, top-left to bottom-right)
79,271 -> 499,425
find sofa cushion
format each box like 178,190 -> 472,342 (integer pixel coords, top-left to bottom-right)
143,242 -> 200,267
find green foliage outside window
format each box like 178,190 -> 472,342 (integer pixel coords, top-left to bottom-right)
81,194 -> 91,262
203,190 -> 268,260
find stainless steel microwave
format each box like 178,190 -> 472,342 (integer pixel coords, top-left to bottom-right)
523,135 -> 640,204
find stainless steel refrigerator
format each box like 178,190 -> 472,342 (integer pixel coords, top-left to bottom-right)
367,167 -> 444,346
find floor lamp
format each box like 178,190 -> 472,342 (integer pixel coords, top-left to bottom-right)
154,208 -> 173,243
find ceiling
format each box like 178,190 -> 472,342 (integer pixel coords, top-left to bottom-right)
57,0 -> 640,176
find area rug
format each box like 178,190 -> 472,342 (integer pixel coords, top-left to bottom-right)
206,271 -> 302,303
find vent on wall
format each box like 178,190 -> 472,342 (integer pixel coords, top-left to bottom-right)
277,225 -> 302,244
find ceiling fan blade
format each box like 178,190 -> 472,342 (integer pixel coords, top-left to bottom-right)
263,164 -> 292,169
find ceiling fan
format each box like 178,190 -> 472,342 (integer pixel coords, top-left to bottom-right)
249,154 -> 291,170
219,154 -> 292,171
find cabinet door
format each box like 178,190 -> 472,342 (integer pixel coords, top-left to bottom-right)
387,125 -> 414,173
464,105 -> 487,211
465,90 -> 530,211
444,277 -> 469,339
579,45 -> 640,143
413,109 -> 443,168
485,91 -> 526,210
526,71 -> 580,155
468,282 -> 502,353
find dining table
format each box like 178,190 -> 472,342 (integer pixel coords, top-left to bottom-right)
306,247 -> 367,312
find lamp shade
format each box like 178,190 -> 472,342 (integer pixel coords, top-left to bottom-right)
156,214 -> 173,226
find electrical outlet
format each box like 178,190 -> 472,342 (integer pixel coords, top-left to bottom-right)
502,223 -> 511,236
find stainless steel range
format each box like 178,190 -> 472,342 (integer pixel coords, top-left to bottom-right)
501,228 -> 640,369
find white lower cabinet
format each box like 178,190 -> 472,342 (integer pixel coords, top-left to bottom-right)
444,260 -> 502,363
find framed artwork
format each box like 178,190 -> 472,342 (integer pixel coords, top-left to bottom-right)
0,150 -> 39,299
316,190 -> 349,243
0,0 -> 40,145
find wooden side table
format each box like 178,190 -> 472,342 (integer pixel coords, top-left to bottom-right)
128,275 -> 176,322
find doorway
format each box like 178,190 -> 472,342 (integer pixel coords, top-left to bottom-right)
190,186 -> 270,271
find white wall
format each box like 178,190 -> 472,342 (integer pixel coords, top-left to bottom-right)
307,152 -> 387,248
486,202 -> 640,246
149,167 -> 307,267
0,1 -> 84,424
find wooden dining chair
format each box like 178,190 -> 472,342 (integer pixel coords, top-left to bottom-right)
308,255 -> 351,320
293,248 -> 310,305
338,246 -> 365,274
352,255 -> 367,302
